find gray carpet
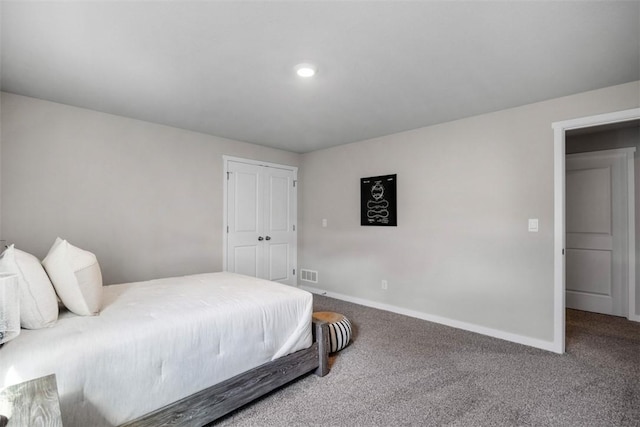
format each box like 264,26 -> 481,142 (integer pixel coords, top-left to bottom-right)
214,295 -> 640,426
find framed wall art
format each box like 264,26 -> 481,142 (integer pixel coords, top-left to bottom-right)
360,174 -> 397,226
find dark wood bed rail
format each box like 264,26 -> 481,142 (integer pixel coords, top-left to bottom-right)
122,319 -> 329,427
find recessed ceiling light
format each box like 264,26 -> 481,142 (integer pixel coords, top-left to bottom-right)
295,63 -> 317,78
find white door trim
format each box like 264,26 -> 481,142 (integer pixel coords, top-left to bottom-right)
552,108 -> 640,354
626,150 -> 637,322
222,156 -> 298,279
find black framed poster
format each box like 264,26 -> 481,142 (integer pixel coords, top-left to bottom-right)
361,174 -> 397,226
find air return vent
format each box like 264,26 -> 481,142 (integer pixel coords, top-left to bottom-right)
300,269 -> 318,283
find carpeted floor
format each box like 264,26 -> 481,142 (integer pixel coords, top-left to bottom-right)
214,295 -> 640,426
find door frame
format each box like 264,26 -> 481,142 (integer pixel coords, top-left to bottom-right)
552,108 -> 640,354
222,155 -> 298,279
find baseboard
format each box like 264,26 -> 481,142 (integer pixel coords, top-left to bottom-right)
628,313 -> 640,322
301,285 -> 560,353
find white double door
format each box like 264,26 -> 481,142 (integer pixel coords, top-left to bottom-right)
565,148 -> 635,317
225,158 -> 297,286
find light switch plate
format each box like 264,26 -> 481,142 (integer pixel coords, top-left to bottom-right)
528,218 -> 539,232
322,219 -> 327,228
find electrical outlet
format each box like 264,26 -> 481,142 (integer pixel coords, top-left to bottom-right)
381,280 -> 388,290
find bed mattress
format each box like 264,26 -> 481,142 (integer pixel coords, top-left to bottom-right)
0,272 -> 313,426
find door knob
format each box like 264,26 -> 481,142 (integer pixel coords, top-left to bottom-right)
258,236 -> 264,241
265,236 -> 271,241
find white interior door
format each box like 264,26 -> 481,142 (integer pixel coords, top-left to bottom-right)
226,159 -> 297,286
263,166 -> 296,283
566,149 -> 632,316
227,161 -> 262,278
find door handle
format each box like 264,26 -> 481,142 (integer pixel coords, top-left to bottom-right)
265,236 -> 271,241
258,236 -> 264,241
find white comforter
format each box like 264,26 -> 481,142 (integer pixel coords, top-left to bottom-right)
0,272 -> 313,426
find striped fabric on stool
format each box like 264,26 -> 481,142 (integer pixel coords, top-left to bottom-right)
312,311 -> 352,353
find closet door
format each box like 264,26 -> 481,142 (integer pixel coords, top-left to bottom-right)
227,161 -> 263,279
263,166 -> 296,283
226,159 -> 297,286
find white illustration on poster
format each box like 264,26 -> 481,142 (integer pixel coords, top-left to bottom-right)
366,180 -> 390,222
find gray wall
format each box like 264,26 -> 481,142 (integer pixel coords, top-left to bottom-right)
566,125 -> 640,316
299,81 -> 639,343
0,92 -> 300,285
0,92 -> 2,240
2,82 -> 638,346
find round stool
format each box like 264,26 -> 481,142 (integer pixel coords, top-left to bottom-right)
313,311 -> 352,353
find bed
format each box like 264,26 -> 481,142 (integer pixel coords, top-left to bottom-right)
0,272 -> 329,427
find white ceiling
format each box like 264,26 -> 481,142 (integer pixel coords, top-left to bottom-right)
1,1 -> 639,153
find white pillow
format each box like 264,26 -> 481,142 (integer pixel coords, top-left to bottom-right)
0,244 -> 59,329
42,238 -> 103,316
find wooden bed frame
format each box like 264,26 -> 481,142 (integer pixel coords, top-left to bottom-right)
122,319 -> 330,427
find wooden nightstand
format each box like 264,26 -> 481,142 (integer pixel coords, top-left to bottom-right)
0,374 -> 63,426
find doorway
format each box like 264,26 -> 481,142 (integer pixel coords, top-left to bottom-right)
552,108 -> 640,354
223,156 -> 298,286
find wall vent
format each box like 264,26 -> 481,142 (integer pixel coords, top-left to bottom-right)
300,269 -> 318,283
